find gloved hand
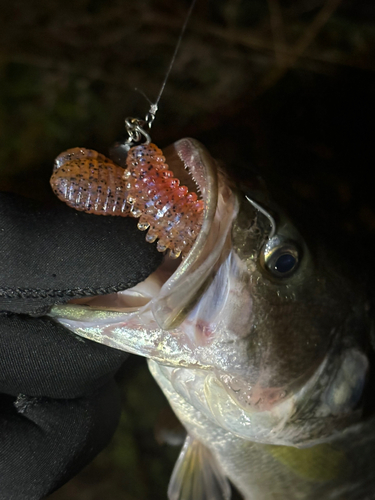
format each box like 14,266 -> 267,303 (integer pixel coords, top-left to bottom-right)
0,192 -> 163,500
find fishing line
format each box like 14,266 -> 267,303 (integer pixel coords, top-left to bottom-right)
152,0 -> 198,120
245,196 -> 276,239
125,0 -> 198,143
51,0 -> 204,259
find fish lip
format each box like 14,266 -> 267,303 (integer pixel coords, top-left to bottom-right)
168,137 -> 219,258
151,138 -> 222,329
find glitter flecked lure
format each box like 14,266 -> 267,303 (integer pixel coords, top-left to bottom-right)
50,0 -> 200,258
50,141 -> 204,258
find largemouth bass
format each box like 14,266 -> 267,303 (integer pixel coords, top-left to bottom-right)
49,138 -> 374,500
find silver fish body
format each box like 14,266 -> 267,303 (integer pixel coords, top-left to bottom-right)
50,138 -> 374,500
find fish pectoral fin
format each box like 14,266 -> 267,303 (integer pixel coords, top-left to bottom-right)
168,435 -> 231,500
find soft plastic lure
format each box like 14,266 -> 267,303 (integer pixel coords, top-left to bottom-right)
50,0 -> 201,258
50,142 -> 204,258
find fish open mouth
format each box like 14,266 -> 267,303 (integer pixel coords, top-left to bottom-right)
68,138 -> 219,316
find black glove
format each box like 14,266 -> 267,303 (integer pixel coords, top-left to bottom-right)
0,192 -> 163,499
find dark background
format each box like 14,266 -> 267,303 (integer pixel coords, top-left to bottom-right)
0,0 -> 374,498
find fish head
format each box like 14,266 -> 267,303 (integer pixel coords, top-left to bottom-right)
50,138 -> 370,446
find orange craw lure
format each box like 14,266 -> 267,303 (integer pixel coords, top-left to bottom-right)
50,141 -> 204,258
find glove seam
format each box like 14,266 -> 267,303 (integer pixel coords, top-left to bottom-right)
0,282 -> 138,299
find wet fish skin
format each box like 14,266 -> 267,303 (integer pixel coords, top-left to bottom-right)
50,138 -> 374,499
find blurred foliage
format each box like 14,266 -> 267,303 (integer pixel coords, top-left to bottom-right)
1,0 -> 375,498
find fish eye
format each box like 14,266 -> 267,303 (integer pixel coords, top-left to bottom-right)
261,241 -> 300,278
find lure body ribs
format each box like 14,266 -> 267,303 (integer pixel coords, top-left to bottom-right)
50,143 -> 204,257
52,147 -> 131,216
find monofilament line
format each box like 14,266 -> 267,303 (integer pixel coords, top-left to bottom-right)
153,0 -> 198,113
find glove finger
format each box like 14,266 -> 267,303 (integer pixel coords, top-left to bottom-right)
0,313 -> 128,398
0,379 -> 121,500
0,192 -> 163,315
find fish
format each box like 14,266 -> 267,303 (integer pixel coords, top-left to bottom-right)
49,137 -> 374,500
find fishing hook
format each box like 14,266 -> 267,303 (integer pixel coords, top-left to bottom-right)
245,195 -> 276,239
